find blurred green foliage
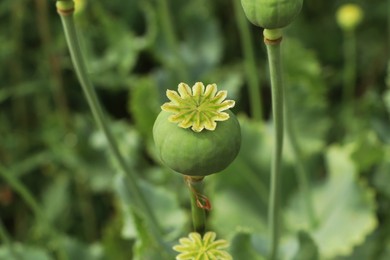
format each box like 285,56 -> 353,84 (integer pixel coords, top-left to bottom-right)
1,0 -> 390,259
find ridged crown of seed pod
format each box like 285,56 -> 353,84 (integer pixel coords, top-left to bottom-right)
241,0 -> 303,29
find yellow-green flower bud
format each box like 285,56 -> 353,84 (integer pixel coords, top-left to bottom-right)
336,4 -> 363,31
74,0 -> 87,15
241,0 -> 303,29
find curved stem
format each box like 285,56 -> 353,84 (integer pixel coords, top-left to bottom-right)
264,29 -> 284,260
232,0 -> 263,121
0,165 -> 43,218
56,0 -> 166,251
185,176 -> 207,235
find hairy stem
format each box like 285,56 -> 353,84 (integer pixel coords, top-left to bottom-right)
232,0 -> 263,121
185,176 -> 207,234
56,0 -> 168,253
264,29 -> 284,260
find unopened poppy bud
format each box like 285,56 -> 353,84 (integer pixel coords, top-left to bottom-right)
336,4 -> 363,31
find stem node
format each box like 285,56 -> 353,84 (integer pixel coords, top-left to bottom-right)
56,0 -> 75,16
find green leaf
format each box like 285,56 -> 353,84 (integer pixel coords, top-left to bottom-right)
374,155 -> 390,198
202,64 -> 245,101
83,2 -> 156,88
333,232 -> 379,260
209,116 -> 298,237
90,121 -> 143,189
128,76 -> 160,140
152,0 -> 223,81
131,210 -> 171,260
208,117 -> 268,236
114,175 -> 180,259
292,231 -> 319,260
286,145 -> 378,258
283,38 -> 330,155
41,175 -> 70,224
230,231 -> 267,260
350,131 -> 384,172
114,174 -> 187,241
383,89 -> 390,115
209,116 -> 299,237
101,214 -> 134,260
60,236 -> 104,260
0,244 -> 52,260
179,0 -> 223,78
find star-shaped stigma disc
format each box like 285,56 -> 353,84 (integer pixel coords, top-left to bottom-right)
173,232 -> 232,260
161,82 -> 235,132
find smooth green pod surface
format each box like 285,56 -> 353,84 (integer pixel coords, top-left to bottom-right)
153,110 -> 241,176
241,0 -> 303,29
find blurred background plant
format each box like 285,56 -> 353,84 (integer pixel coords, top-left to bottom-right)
0,0 -> 389,259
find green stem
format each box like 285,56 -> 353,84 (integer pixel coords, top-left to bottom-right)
0,166 -> 43,218
56,0 -> 167,251
8,150 -> 54,178
284,84 -> 317,228
264,29 -> 284,260
157,0 -> 188,81
232,0 -> 263,121
185,176 -> 207,234
342,29 -> 356,105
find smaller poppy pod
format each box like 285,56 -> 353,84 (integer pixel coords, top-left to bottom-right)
153,82 -> 241,177
336,4 -> 363,31
241,0 -> 303,29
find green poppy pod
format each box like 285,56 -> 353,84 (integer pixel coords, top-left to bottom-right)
153,110 -> 241,176
241,0 -> 303,29
153,82 -> 241,177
